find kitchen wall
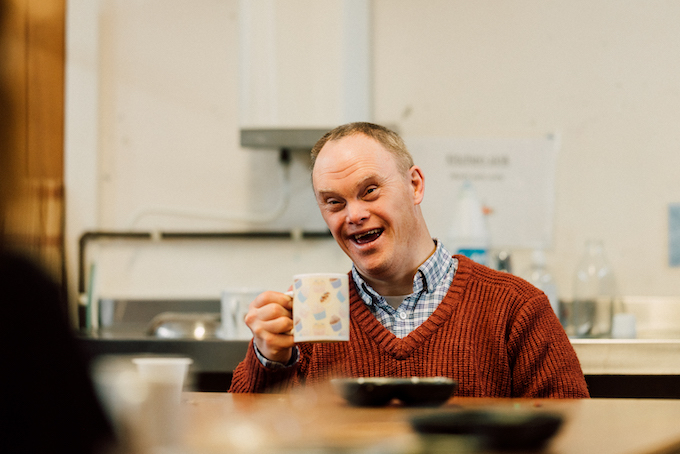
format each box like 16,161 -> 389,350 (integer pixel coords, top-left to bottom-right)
65,0 -> 680,317
371,0 -> 680,300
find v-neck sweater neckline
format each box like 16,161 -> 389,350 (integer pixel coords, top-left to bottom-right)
348,255 -> 472,360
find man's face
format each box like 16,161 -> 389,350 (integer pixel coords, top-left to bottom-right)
312,134 -> 424,284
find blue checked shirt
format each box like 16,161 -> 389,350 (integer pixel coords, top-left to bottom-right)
256,239 -> 457,367
351,240 -> 457,338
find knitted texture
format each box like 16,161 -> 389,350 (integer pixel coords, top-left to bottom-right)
229,255 -> 589,398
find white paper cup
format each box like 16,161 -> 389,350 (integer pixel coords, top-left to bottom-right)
132,357 -> 193,447
292,273 -> 350,343
132,357 -> 192,400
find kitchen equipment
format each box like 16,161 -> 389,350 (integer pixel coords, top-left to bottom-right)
147,312 -> 221,340
571,240 -> 617,338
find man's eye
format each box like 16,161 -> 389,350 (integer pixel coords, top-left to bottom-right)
325,199 -> 344,210
364,187 -> 378,198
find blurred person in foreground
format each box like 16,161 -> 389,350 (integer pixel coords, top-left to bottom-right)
229,122 -> 589,398
0,5 -> 116,453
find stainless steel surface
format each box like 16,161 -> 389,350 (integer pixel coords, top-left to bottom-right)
98,298 -> 220,329
80,298 -> 248,376
240,127 -> 331,149
78,335 -> 250,374
147,312 -> 221,340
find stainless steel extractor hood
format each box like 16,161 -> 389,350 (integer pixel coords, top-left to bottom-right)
240,128 -> 332,150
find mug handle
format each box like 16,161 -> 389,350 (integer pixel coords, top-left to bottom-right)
284,290 -> 294,335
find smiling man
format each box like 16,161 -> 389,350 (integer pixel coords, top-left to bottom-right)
312,131 -> 434,296
229,122 -> 589,398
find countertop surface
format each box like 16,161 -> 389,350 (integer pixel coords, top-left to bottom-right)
570,338 -> 680,375
80,330 -> 680,376
178,392 -> 680,454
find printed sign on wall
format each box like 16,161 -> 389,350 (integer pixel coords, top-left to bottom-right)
407,135 -> 559,250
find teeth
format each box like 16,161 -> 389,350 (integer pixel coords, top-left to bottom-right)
355,229 -> 380,240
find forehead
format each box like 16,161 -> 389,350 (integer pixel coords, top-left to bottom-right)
312,134 -> 400,189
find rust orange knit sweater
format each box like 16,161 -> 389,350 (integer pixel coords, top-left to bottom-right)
229,256 -> 589,398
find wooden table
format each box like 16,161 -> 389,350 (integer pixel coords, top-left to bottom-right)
175,390 -> 680,454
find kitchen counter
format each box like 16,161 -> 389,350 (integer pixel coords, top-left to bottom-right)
80,333 -> 680,376
77,331 -> 250,391
81,318 -> 680,376
78,333 -> 250,374
571,338 -> 680,375
77,295 -> 680,395
78,333 -> 680,397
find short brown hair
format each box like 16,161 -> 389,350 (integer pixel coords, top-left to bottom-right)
310,122 -> 414,175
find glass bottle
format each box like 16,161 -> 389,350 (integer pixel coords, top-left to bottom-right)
571,240 -> 617,338
447,180 -> 490,266
524,249 -> 559,317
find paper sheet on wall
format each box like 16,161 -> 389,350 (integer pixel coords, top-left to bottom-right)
406,135 -> 559,250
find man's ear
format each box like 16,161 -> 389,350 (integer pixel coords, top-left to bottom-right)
409,165 -> 425,205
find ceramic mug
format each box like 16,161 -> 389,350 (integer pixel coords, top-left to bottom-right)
291,273 -> 350,342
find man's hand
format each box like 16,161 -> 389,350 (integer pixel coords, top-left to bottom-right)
245,290 -> 295,364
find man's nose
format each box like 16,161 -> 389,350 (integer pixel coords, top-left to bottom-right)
346,201 -> 369,224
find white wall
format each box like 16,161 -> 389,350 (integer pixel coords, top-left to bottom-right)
66,0 -> 680,315
65,0 -> 360,309
371,0 -> 680,300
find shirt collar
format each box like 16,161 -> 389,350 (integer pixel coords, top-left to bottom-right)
418,239 -> 453,293
351,239 -> 453,303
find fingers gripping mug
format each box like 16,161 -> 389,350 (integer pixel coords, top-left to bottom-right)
291,273 -> 350,342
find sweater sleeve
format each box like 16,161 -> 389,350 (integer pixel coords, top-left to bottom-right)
228,341 -> 299,393
507,293 -> 590,398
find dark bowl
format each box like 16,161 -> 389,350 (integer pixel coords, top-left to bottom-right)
411,409 -> 564,450
331,377 -> 458,407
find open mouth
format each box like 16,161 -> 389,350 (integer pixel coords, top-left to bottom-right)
352,228 -> 384,245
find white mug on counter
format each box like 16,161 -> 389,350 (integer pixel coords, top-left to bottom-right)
611,312 -> 637,339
